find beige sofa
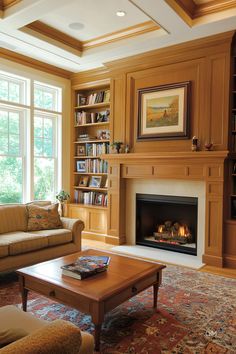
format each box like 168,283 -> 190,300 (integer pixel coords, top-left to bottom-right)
0,305 -> 94,353
0,203 -> 84,273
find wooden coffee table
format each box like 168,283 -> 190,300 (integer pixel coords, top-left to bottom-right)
17,249 -> 166,351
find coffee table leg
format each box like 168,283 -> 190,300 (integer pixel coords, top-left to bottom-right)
153,283 -> 159,308
19,275 -> 28,311
94,324 -> 102,352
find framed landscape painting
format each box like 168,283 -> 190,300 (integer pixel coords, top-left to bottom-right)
137,81 -> 190,140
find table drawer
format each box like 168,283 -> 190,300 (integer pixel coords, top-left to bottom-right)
24,278 -> 91,313
104,273 -> 157,312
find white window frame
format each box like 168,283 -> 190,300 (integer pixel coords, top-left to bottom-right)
0,70 -> 63,203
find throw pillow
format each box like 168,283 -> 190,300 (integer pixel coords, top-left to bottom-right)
27,204 -> 62,231
0,328 -> 28,348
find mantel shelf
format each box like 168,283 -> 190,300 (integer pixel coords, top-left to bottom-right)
101,151 -> 229,162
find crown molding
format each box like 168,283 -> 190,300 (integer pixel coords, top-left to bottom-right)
25,21 -> 83,53
2,0 -> 21,10
0,47 -> 72,78
104,30 -> 234,73
166,0 -> 236,25
83,21 -> 160,50
23,20 -> 160,54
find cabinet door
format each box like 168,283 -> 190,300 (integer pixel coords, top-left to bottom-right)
87,209 -> 107,234
67,206 -> 88,229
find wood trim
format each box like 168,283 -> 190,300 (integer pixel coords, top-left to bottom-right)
104,31 -> 234,73
25,21 -> 83,53
70,67 -> 111,86
23,21 -> 160,54
0,48 -> 72,79
166,0 -> 236,24
102,151 -> 229,162
223,255 -> 236,268
82,21 -> 160,50
194,0 -> 236,19
2,0 -> 21,10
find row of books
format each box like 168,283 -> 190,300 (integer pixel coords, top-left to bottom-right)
85,143 -> 109,156
77,90 -> 110,106
76,159 -> 108,173
75,110 -> 110,125
74,190 -> 108,206
61,255 -> 110,280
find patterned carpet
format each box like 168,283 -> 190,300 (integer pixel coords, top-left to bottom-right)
0,266 -> 236,353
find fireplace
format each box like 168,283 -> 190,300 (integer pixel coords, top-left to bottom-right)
136,194 -> 198,255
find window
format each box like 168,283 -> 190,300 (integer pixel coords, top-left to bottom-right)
0,70 -> 62,204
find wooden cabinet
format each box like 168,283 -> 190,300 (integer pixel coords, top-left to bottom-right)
67,80 -> 110,238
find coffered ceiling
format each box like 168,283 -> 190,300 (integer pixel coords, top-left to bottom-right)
0,0 -> 235,74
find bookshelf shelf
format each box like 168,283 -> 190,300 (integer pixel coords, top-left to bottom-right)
74,102 -> 110,110
74,122 -> 109,128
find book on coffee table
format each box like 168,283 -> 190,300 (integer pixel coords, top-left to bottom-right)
61,255 -> 110,280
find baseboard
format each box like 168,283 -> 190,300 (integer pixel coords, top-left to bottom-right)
202,254 -> 223,267
223,255 -> 236,269
82,231 -> 124,245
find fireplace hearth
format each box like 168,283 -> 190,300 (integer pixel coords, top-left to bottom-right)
136,194 -> 198,255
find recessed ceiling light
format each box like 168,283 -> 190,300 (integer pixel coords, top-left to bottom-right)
116,10 -> 126,17
68,22 -> 84,30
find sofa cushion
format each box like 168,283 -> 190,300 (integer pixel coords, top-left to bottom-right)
0,244 -> 9,258
27,204 -> 62,231
0,306 -> 47,334
0,320 -> 82,354
30,229 -> 72,247
0,232 -> 48,256
0,328 -> 28,348
0,205 -> 27,234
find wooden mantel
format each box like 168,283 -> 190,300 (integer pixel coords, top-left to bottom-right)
102,151 -> 229,267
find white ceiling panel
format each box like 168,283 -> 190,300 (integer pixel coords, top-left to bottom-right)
41,0 -> 150,41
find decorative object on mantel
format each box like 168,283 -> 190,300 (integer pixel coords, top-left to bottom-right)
191,136 -> 199,151
137,81 -> 190,141
56,190 -> 70,217
111,141 -> 123,154
204,141 -> 213,151
125,144 -> 130,153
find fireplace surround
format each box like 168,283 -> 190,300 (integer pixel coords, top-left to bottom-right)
103,151 -> 227,267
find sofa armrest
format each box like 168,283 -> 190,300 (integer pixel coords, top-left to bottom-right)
60,217 -> 84,247
0,320 -> 84,354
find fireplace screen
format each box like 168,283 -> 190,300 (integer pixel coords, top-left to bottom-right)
136,194 -> 198,255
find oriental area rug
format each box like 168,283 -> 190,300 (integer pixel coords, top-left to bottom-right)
0,266 -> 236,354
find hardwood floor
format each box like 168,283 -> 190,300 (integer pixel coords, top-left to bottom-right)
82,239 -> 236,279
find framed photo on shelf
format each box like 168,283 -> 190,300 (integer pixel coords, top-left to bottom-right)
89,176 -> 102,188
79,175 -> 89,187
104,177 -> 108,188
94,193 -> 104,206
77,160 -> 86,172
137,81 -> 190,141
77,145 -> 85,156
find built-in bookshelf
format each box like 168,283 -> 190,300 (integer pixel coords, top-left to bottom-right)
72,83 -> 110,208
66,80 -> 111,239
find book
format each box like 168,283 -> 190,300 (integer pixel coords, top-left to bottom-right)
61,255 -> 110,280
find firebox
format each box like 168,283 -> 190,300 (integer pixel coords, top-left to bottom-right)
136,194 -> 198,255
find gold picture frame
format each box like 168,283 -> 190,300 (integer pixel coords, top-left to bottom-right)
137,81 -> 190,141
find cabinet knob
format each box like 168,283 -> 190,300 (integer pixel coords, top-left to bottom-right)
132,286 -> 137,293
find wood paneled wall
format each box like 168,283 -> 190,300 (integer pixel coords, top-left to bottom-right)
71,31 -> 235,267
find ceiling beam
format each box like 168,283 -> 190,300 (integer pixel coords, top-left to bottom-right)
1,0 -> 76,29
